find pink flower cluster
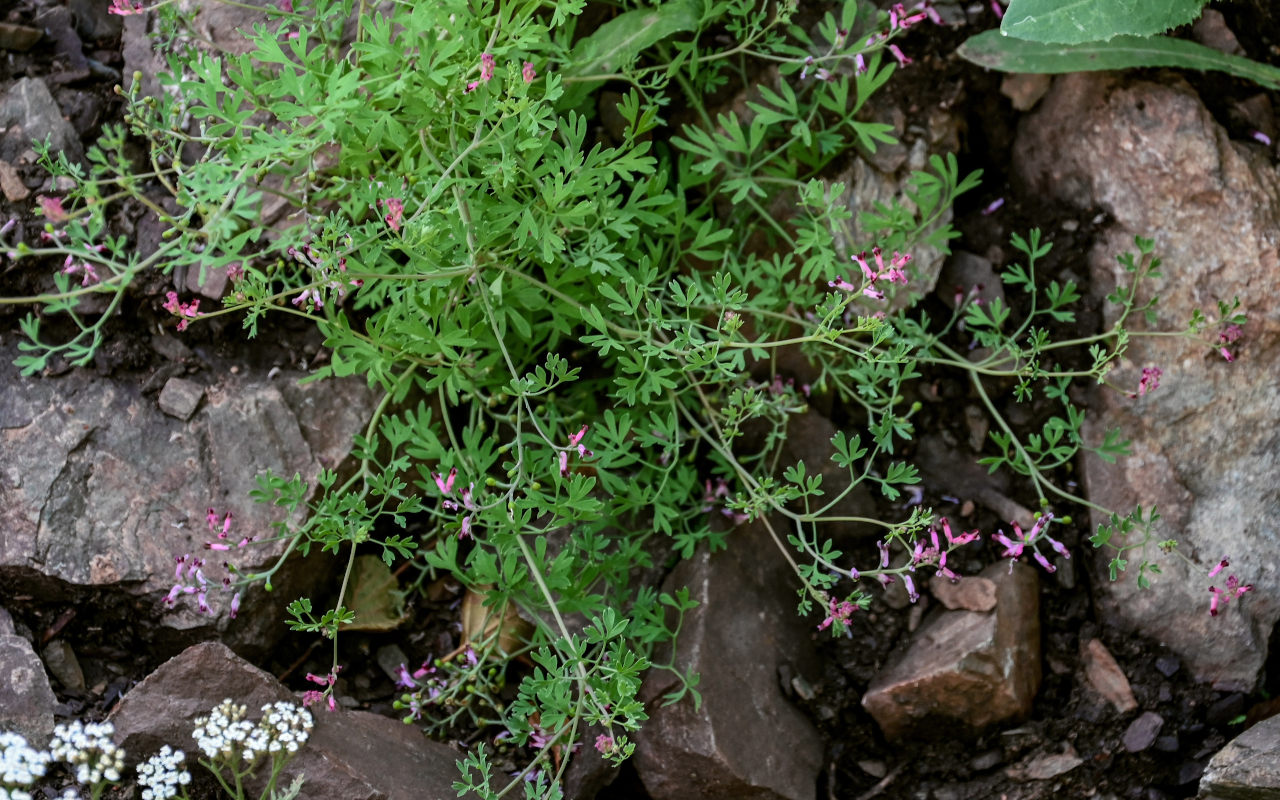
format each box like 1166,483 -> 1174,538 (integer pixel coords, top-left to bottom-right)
1128,366 -> 1163,399
829,247 -> 911,301
165,508 -> 252,617
287,243 -> 363,310
433,466 -> 478,539
465,54 -> 537,93
558,424 -> 594,477
817,595 -> 857,631
303,668 -> 341,712
107,0 -> 146,14
382,197 -> 404,232
61,253 -> 101,286
1218,324 -> 1242,362
162,291 -> 201,331
701,477 -> 749,525
992,511 -> 1068,573
912,517 -> 980,581
1207,557 -> 1253,617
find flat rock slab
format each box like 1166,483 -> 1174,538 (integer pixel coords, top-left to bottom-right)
1081,638 -> 1138,714
1014,72 -> 1280,690
109,641 -> 461,800
0,344 -> 374,655
0,634 -> 56,747
1199,713 -> 1280,799
862,562 -> 1040,740
633,516 -> 824,800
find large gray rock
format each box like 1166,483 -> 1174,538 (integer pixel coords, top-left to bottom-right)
1013,72 -> 1280,690
0,77 -> 83,162
861,562 -> 1040,740
109,642 -> 461,800
0,634 -> 57,747
0,346 -> 375,655
1199,713 -> 1280,799
633,516 -> 824,800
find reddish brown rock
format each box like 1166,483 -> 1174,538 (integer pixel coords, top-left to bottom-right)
633,517 -> 824,800
1081,638 -> 1137,713
109,642 -> 460,800
929,574 -> 997,612
861,563 -> 1040,740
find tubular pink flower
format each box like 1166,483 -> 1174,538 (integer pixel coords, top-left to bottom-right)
595,734 -> 615,754
229,591 -> 241,619
888,44 -> 911,67
877,539 -> 891,568
1220,347 -> 1235,362
863,286 -> 885,301
854,53 -> 867,75
480,53 -> 496,82
902,574 -> 919,603
1033,551 -> 1056,573
1208,557 -> 1229,578
433,467 -> 457,496
828,276 -> 857,293
522,62 -> 537,83
459,515 -> 473,540
383,197 -> 404,232
558,450 -> 570,477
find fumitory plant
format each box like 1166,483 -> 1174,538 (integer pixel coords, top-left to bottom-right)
0,0 -> 1249,795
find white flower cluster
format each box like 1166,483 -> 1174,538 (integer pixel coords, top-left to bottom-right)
48,721 -> 124,786
192,699 -> 312,765
135,745 -> 192,800
191,699 -> 254,761
0,731 -> 50,794
256,701 -> 313,755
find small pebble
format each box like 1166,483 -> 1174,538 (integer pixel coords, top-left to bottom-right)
1154,735 -> 1179,753
970,749 -> 1002,771
1154,655 -> 1180,677
857,759 -> 887,778
1123,711 -> 1164,753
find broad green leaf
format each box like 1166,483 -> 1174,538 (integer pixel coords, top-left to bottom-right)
958,31 -> 1280,90
557,0 -> 701,110
1001,0 -> 1209,44
340,555 -> 408,631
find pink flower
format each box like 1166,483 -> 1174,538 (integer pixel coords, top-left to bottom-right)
991,512 -> 1067,573
558,450 -> 570,477
990,0 -> 1004,19
395,663 -> 415,689
1208,556 -> 1229,578
459,515 -> 473,540
902,573 -> 920,603
828,276 -> 857,293
1219,325 -> 1242,344
229,591 -> 241,619
38,195 -> 70,222
888,44 -> 911,67
568,424 -> 593,457
107,0 -> 146,16
1129,366 -> 1163,398
1220,347 -> 1236,362
1209,575 -> 1253,616
982,197 -> 1005,215
162,291 -> 201,331
227,263 -> 245,282
383,197 -> 404,232
522,61 -> 536,83
854,53 -> 867,75
433,467 -> 457,496
465,81 -> 481,93
940,517 -> 980,547
279,0 -> 293,11
291,287 -> 323,310
594,734 -> 615,754
479,53 -> 496,83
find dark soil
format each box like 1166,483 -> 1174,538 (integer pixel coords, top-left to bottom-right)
2,1 -> 1278,799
